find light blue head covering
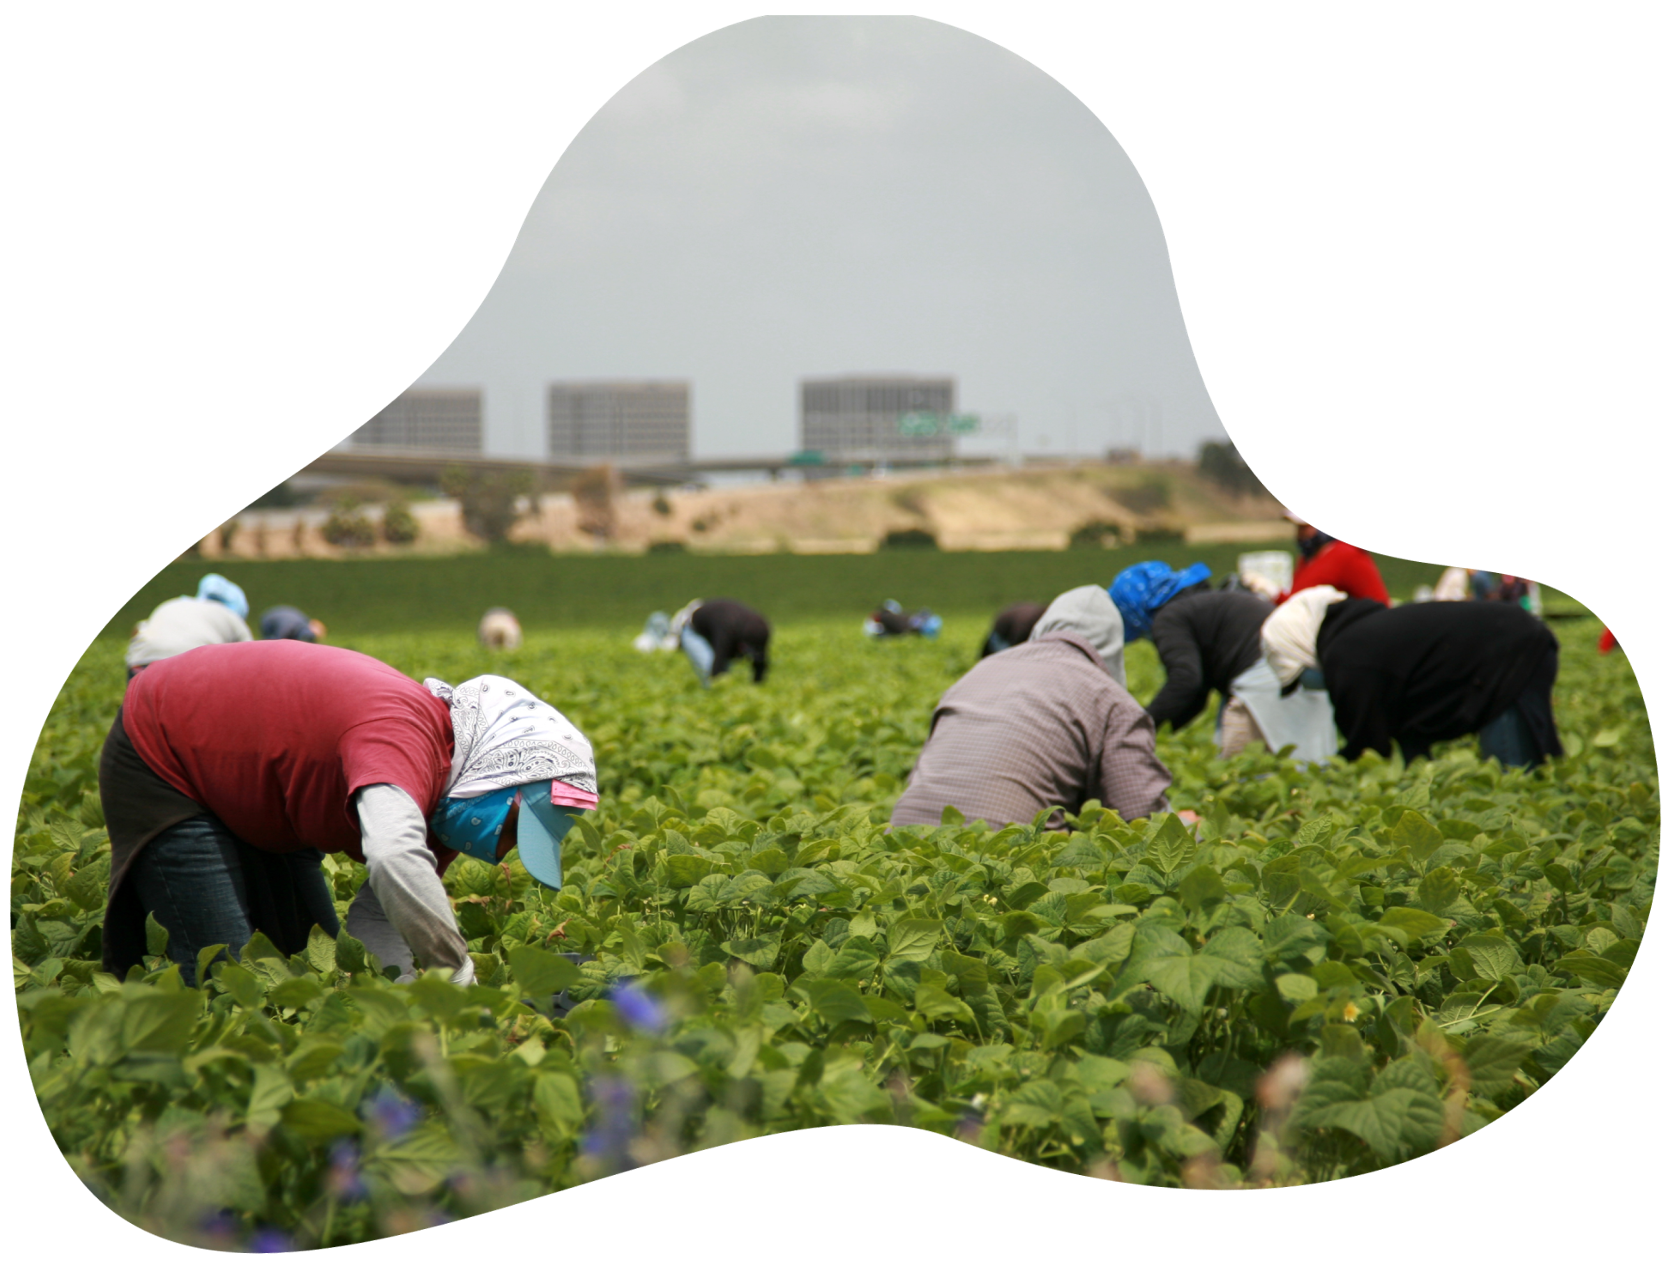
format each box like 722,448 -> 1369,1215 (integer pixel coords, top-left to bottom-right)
196,573 -> 249,620
1109,561 -> 1212,641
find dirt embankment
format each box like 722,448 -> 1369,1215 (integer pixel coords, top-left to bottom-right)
198,461 -> 1292,560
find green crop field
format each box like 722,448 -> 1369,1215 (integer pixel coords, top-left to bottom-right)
97,544 -> 1492,639
14,556 -> 1654,1247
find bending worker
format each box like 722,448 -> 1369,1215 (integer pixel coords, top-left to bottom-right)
1278,513 -> 1390,605
1111,559 -> 1335,763
258,604 -> 328,642
979,601 -> 1047,658
1261,586 -> 1563,767
97,640 -> 598,986
126,574 -> 252,678
673,598 -> 771,684
890,585 -> 1172,829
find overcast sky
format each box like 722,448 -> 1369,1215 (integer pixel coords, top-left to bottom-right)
415,15 -> 1226,461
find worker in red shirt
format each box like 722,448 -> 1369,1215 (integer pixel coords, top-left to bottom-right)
1277,513 -> 1391,606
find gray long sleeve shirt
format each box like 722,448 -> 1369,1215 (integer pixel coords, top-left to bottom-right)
349,784 -> 475,986
889,632 -> 1172,830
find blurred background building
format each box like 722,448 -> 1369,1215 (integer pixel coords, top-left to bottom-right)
799,375 -> 956,463
351,388 -> 483,452
547,380 -> 691,465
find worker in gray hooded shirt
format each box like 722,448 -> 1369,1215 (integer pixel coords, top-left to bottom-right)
889,585 -> 1171,830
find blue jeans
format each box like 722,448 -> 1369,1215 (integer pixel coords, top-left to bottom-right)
681,625 -> 715,687
1478,704 -> 1535,769
127,813 -> 340,986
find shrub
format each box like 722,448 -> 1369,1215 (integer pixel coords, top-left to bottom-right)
1197,440 -> 1269,499
1134,526 -> 1186,545
647,540 -> 687,554
322,499 -> 376,548
570,465 -> 621,543
441,465 -> 537,545
1107,475 -> 1172,516
881,527 -> 938,550
1069,521 -> 1123,549
651,492 -> 673,517
381,499 -> 419,545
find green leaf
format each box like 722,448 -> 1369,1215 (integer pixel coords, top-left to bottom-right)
1462,1035 -> 1531,1099
1458,935 -> 1520,982
1376,907 -> 1449,938
1557,953 -> 1628,989
800,939 -> 835,975
533,1072 -> 584,1136
118,990 -> 200,1055
1177,865 -> 1227,912
279,1098 -> 361,1144
1276,973 -> 1318,1003
1147,814 -> 1196,877
246,1063 -> 293,1135
886,918 -> 941,963
721,935 -> 782,968
507,945 -> 582,999
797,978 -> 872,1027
1389,810 -> 1445,866
335,930 -> 370,975
1416,867 -> 1463,916
914,983 -> 975,1025
144,912 -> 170,959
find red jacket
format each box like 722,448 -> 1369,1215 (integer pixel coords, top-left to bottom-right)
1281,540 -> 1390,605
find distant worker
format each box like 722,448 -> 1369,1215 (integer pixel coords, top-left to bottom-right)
979,601 -> 1047,658
633,611 -> 677,653
674,598 -> 771,685
126,573 -> 252,680
864,600 -> 942,640
1278,513 -> 1390,606
890,585 -> 1170,829
1111,559 -> 1336,763
478,608 -> 523,651
1263,588 -> 1562,768
258,605 -> 328,643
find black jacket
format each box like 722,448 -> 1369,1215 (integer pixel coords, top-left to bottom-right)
1317,598 -> 1562,762
691,599 -> 771,683
1145,588 -> 1272,731
980,602 -> 1047,658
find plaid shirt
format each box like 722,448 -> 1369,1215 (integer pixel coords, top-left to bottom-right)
889,632 -> 1171,830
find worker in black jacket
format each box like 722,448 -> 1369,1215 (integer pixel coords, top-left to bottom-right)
674,598 -> 771,684
1142,587 -> 1273,731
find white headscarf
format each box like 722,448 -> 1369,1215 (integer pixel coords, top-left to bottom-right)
1261,586 -> 1347,686
1029,585 -> 1127,685
423,674 -> 597,799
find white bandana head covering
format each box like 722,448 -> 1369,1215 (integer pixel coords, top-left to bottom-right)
1029,585 -> 1127,685
423,674 -> 597,799
1261,585 -> 1347,686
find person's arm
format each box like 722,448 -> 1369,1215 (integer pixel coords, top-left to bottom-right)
1098,697 -> 1172,821
350,784 -> 475,985
1145,611 -> 1209,730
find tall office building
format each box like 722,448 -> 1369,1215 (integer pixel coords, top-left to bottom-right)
547,380 -> 690,464
799,376 -> 957,462
352,388 -> 482,452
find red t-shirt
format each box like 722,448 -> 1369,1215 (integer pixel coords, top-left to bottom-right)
1281,540 -> 1391,605
121,641 -> 455,865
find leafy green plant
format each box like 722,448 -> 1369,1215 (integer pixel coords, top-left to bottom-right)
442,465 -> 537,545
322,500 -> 376,549
381,500 -> 419,546
14,608 -> 1655,1244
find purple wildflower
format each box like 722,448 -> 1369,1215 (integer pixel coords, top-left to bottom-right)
580,1076 -> 639,1176
365,1087 -> 421,1141
327,1140 -> 367,1203
609,980 -> 668,1034
248,1227 -> 292,1253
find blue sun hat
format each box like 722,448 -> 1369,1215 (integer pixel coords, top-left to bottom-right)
196,573 -> 249,620
1109,560 -> 1212,641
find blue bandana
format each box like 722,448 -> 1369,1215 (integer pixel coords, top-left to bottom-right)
196,573 -> 249,621
1109,560 -> 1213,641
429,785 -> 518,863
